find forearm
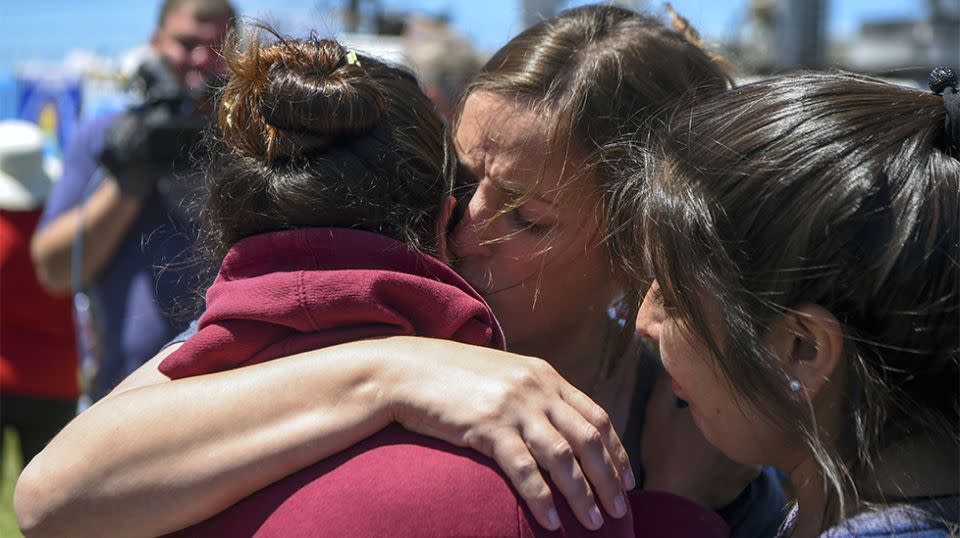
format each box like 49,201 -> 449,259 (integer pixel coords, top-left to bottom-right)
15,341 -> 398,538
30,178 -> 143,294
15,336 -> 635,537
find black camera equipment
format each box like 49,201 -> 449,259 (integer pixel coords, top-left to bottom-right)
98,56 -> 214,215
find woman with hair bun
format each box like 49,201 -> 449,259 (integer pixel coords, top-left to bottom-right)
634,70 -> 960,536
18,6 -> 786,538
147,28 -> 583,536
29,27 -> 636,538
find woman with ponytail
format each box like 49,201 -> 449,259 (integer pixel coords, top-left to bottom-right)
634,70 -> 960,536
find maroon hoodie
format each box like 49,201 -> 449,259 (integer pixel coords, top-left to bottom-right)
161,228 -> 726,538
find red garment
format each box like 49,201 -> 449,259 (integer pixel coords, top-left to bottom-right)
630,490 -> 728,537
159,227 -> 504,377
0,209 -> 78,399
162,228 -> 725,537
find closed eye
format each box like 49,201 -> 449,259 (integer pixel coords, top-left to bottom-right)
510,208 -> 550,234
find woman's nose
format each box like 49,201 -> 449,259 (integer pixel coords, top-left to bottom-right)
449,193 -> 494,259
635,283 -> 663,342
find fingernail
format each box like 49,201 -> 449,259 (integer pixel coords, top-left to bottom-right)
624,467 -> 637,490
546,507 -> 561,530
589,505 -> 604,528
613,493 -> 627,518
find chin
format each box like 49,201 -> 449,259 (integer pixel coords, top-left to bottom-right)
455,270 -> 491,296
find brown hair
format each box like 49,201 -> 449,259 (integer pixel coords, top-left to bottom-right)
456,3 -> 731,365
200,25 -> 453,265
463,4 -> 730,191
627,71 -> 959,523
157,0 -> 236,28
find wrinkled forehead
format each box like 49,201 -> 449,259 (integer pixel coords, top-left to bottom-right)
455,92 -> 545,158
455,90 -> 595,200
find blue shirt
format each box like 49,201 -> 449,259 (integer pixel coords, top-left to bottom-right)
777,496 -> 959,537
40,113 -> 201,400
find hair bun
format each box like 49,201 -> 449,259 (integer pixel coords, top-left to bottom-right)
260,40 -> 385,143
929,66 -> 958,94
220,30 -> 386,161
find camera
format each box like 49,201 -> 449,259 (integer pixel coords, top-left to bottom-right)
98,56 -> 214,205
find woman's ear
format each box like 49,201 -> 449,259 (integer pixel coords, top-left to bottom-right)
769,304 -> 844,401
435,195 -> 457,262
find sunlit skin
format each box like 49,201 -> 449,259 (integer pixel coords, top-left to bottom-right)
450,91 -> 625,393
635,281 -> 866,537
634,282 -> 795,468
150,4 -> 231,91
447,91 -> 765,524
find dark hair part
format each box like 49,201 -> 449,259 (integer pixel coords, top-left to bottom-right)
201,25 -> 453,265
627,71 -> 959,522
158,0 -> 236,28
458,3 -> 731,368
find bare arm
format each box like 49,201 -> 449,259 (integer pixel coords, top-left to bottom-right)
30,177 -> 144,294
15,337 -> 632,538
15,341 -> 394,538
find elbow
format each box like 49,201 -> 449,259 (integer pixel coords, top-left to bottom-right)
14,463 -> 59,537
29,235 -> 72,296
14,453 -> 85,538
32,267 -> 72,296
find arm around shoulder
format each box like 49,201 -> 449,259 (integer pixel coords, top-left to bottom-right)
14,336 -> 634,537
14,345 -> 177,537
14,341 -> 398,538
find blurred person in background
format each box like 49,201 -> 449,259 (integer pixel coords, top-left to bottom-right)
29,0 -> 235,403
0,120 -> 78,469
405,15 -> 484,120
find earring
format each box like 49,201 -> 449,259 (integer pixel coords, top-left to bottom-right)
789,379 -> 802,393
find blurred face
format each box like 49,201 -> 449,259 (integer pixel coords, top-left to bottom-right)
450,91 -> 621,352
151,4 -> 231,90
635,281 -> 784,466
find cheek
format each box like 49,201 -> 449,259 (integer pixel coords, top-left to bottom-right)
658,325 -> 720,410
655,323 -> 687,376
521,232 -> 616,313
448,216 -> 472,252
505,238 -> 593,295
159,45 -> 188,68
491,252 -> 545,300
668,355 -> 765,461
192,47 -> 215,68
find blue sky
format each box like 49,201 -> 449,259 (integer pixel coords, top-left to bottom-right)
0,0 -> 926,70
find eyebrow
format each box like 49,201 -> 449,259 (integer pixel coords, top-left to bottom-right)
486,175 -> 555,207
487,174 -> 559,208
